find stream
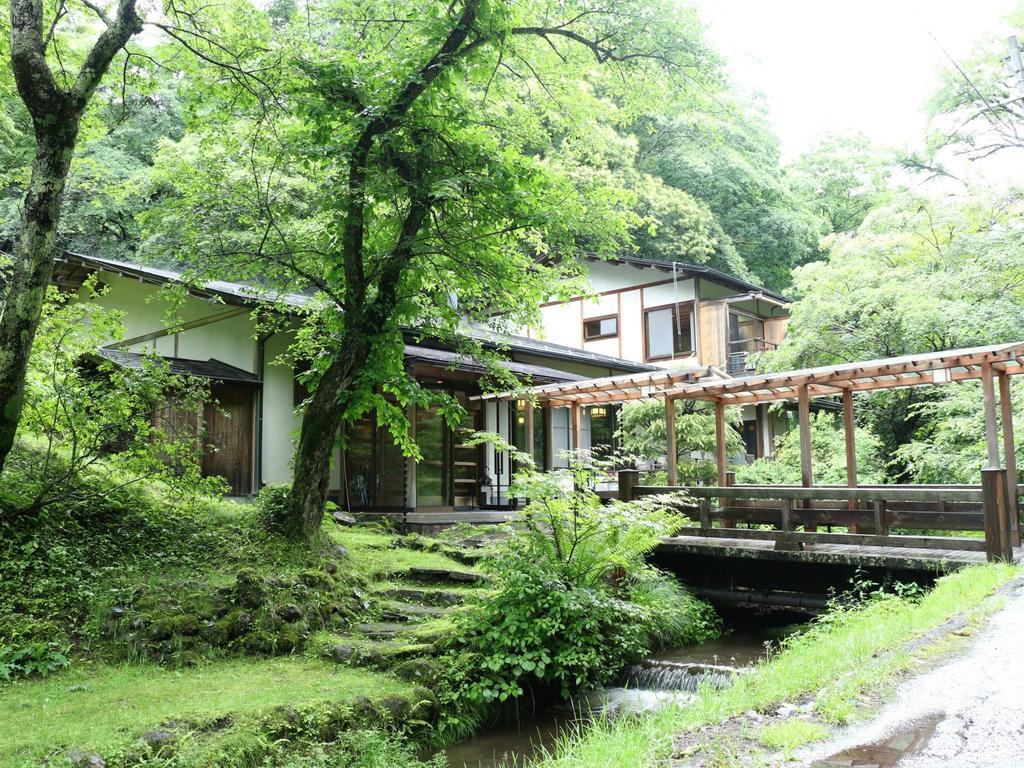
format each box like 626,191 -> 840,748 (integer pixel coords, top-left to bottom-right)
438,611 -> 803,768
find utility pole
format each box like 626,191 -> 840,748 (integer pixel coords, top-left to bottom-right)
1007,36 -> 1024,100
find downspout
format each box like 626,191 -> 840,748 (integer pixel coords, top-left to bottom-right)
255,331 -> 273,493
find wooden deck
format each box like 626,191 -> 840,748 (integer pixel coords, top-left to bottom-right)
658,530 -> 1023,572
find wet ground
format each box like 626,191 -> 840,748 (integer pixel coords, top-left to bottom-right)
801,579 -> 1024,768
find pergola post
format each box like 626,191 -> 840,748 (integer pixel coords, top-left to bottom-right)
981,361 -> 1012,560
797,384 -> 813,487
524,399 -> 535,466
570,403 -> 582,456
714,400 -> 727,487
842,388 -> 859,532
665,395 -> 678,486
998,371 -> 1020,546
982,361 -> 1001,468
544,405 -> 554,471
798,383 -> 815,532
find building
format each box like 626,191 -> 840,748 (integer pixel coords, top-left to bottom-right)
518,255 -> 792,458
54,252 -> 659,516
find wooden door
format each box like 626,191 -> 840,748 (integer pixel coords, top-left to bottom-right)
202,383 -> 255,495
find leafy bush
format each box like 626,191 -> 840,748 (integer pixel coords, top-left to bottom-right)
0,641 -> 69,681
10,282 -> 219,516
445,452 -> 719,714
256,483 -> 293,534
617,399 -> 745,483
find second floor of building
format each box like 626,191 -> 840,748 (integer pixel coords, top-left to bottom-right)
518,255 -> 791,375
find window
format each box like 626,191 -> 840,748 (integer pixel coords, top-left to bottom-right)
644,302 -> 694,361
583,315 -> 618,341
728,310 -> 766,353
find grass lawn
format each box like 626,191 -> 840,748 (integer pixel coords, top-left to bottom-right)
530,563 -> 1020,768
0,656 -> 414,767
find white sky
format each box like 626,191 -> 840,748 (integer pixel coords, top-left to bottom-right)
692,0 -> 1019,160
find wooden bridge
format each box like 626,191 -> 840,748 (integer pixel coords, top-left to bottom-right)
617,474 -> 1022,574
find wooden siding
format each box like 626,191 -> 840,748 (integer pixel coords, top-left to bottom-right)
697,300 -> 728,368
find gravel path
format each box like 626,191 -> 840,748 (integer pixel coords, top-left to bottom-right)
799,579 -> 1024,767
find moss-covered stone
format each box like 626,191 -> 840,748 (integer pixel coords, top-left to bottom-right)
235,569 -> 267,609
298,570 -> 336,590
392,657 -> 443,686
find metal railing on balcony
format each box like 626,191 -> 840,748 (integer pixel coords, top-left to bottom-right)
727,337 -> 777,375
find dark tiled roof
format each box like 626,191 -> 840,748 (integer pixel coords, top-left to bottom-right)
61,252 -> 654,375
60,252 -> 312,308
585,255 -> 790,304
96,349 -> 262,384
404,344 -> 585,383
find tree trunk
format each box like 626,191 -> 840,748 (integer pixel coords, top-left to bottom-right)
0,137 -> 77,472
287,337 -> 368,542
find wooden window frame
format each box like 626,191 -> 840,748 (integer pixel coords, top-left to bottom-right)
643,301 -> 695,363
582,314 -> 619,342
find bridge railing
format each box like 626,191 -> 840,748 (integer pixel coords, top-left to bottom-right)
616,469 -> 1018,562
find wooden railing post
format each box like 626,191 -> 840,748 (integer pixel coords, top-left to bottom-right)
982,467 -> 1013,562
775,496 -> 803,551
779,497 -> 792,532
722,471 -> 736,528
699,497 -> 712,532
873,500 -> 888,536
617,469 -> 638,502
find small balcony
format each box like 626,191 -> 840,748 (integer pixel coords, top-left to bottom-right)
727,338 -> 777,375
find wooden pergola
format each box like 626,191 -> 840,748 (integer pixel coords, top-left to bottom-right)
662,342 -> 1024,496
475,364 -> 719,467
483,342 -> 1024,561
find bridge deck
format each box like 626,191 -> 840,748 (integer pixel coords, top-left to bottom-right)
658,533 -> 1023,572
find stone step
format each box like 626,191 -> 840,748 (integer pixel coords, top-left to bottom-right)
376,587 -> 467,607
356,622 -> 413,641
407,567 -> 484,584
380,602 -> 448,623
325,640 -> 437,666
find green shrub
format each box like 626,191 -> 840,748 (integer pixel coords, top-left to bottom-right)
256,483 -> 293,534
0,641 -> 69,681
443,451 -> 720,719
624,567 -> 722,649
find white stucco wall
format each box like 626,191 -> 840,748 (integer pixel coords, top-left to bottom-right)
261,333 -> 300,486
521,262 -> 699,367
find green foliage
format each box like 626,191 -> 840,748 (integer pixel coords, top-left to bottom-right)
766,188 -> 1024,478
630,173 -> 748,277
735,411 -> 886,485
894,381 -> 1024,484
255,483 -> 294,535
617,399 -> 745,483
770,190 -> 1024,370
507,456 -> 689,587
787,132 -> 893,235
11,283 -> 217,515
636,95 -> 821,289
924,3 -> 1024,162
0,447 -> 219,644
0,641 -> 69,681
444,454 -> 717,714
